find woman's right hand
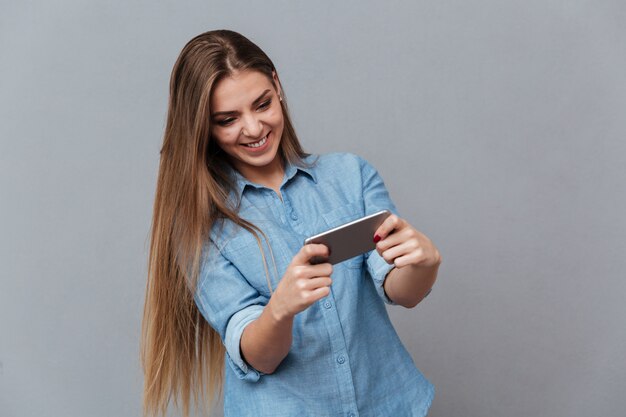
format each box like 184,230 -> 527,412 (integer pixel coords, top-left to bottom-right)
268,243 -> 333,321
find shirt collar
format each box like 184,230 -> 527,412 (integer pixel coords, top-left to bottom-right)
230,155 -> 317,198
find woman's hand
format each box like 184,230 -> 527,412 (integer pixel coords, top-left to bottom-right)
268,243 -> 333,321
373,214 -> 441,307
243,244 -> 331,373
374,214 -> 441,269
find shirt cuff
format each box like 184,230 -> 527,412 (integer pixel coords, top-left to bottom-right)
367,250 -> 398,305
224,304 -> 265,381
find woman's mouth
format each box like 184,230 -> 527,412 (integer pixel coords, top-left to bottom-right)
243,132 -> 269,148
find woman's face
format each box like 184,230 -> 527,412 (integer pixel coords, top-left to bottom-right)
209,70 -> 284,181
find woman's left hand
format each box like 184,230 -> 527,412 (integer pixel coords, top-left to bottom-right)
373,214 -> 441,269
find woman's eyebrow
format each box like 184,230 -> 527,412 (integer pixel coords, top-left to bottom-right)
212,89 -> 271,117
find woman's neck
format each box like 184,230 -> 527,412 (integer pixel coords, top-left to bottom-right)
235,155 -> 285,195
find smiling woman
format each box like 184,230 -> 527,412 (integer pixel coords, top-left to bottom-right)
141,29 -> 440,417
209,71 -> 285,190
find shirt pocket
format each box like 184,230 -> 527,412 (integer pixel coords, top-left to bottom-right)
222,224 -> 294,297
320,200 -> 366,269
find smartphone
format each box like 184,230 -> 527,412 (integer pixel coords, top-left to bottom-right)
303,210 -> 391,265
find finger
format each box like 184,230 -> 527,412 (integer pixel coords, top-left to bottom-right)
395,246 -> 440,268
373,214 -> 401,242
295,263 -> 332,280
376,227 -> 413,252
306,286 -> 331,303
392,252 -> 423,268
307,263 -> 333,278
381,241 -> 421,265
294,243 -> 330,265
302,276 -> 333,290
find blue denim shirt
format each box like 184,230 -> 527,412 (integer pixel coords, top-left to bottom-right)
195,153 -> 434,417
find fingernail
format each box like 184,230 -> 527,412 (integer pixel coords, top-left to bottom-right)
373,234 -> 381,243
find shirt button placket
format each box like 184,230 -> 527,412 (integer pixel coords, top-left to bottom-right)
282,194 -> 298,225
320,292 -> 358,412
269,191 -> 286,224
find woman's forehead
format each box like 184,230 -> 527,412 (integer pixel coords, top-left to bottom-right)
211,70 -> 274,109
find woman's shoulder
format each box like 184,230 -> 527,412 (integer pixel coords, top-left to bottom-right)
306,151 -> 364,163
304,152 -> 371,175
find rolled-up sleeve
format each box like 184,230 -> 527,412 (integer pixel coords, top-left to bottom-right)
358,155 -> 399,305
194,242 -> 268,381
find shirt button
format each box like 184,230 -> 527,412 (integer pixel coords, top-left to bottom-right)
348,413 -> 356,417
337,355 -> 346,364
291,212 -> 298,220
323,301 -> 332,309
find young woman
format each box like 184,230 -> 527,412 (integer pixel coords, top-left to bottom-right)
141,29 -> 441,417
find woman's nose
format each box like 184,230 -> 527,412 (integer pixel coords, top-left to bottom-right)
241,114 -> 263,138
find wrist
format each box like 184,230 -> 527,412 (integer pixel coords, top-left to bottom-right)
267,297 -> 294,324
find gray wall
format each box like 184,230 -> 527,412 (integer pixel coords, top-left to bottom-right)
1,1 -> 625,416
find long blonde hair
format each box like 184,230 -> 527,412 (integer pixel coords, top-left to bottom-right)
141,29 -> 308,417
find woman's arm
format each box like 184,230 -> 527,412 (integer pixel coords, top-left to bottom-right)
240,243 -> 332,374
383,262 -> 439,308
240,301 -> 294,374
374,214 -> 442,308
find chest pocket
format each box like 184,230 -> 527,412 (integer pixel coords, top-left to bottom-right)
320,200 -> 366,269
221,223 -> 295,297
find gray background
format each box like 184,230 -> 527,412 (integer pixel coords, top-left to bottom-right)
1,1 -> 625,416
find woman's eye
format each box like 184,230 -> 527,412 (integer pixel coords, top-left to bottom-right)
216,118 -> 234,126
214,100 -> 270,126
258,99 -> 271,110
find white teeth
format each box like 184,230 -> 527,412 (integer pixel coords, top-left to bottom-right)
244,134 -> 268,148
